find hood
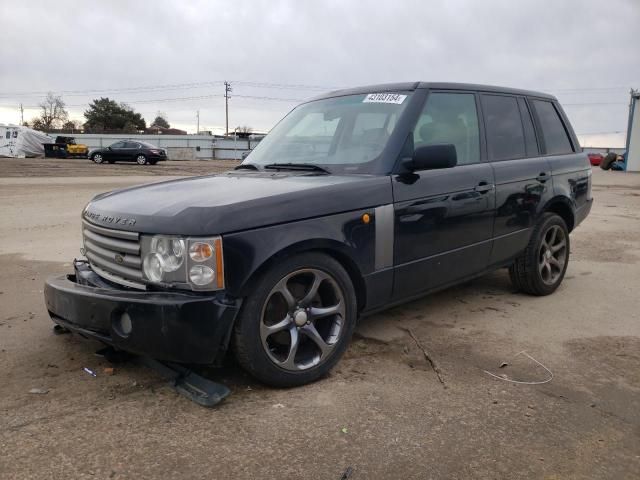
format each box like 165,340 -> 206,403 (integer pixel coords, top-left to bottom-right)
83,171 -> 392,235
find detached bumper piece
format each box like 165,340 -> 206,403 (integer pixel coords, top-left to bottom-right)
44,261 -> 241,365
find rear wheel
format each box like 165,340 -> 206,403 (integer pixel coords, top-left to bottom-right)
92,153 -> 104,164
509,213 -> 570,296
136,154 -> 148,165
233,252 -> 357,387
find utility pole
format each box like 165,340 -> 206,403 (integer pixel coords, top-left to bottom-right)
196,110 -> 200,134
19,103 -> 24,125
224,81 -> 232,136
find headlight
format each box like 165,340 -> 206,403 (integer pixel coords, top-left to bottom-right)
141,235 -> 224,291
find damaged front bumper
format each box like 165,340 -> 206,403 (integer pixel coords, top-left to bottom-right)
44,261 -> 241,364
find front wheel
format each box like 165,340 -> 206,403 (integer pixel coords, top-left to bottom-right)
92,153 -> 104,164
509,213 -> 570,296
136,154 -> 148,165
233,252 -> 357,387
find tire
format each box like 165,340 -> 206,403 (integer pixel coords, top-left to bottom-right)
509,213 -> 570,296
136,154 -> 148,165
233,252 -> 357,387
92,153 -> 104,164
600,152 -> 616,170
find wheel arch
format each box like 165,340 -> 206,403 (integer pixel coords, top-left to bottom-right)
542,196 -> 575,232
237,239 -> 367,313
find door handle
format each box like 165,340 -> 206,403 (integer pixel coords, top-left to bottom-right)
537,172 -> 550,182
474,181 -> 494,194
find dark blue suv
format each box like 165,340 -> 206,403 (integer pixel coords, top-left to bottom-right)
45,82 -> 592,387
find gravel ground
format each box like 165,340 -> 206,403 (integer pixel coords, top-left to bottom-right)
0,159 -> 639,479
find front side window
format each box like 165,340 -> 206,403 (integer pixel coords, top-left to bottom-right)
481,94 -> 526,161
531,100 -> 573,155
413,92 -> 480,165
244,93 -> 411,173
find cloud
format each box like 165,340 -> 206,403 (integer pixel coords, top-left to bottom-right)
1,0 -> 638,143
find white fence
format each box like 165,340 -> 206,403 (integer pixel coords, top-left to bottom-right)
68,134 -> 262,160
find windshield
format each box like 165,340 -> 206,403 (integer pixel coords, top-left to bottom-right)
244,92 -> 411,173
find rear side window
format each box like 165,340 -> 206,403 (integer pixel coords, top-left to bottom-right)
531,100 -> 574,155
413,92 -> 480,165
481,95 -> 526,161
518,97 -> 538,156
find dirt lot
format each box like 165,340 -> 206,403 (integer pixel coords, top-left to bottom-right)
1,159 -> 639,479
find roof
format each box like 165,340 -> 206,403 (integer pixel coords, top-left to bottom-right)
310,82 -> 556,102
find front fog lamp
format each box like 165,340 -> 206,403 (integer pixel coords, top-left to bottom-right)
189,265 -> 215,286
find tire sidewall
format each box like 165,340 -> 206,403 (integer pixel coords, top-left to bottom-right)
234,252 -> 357,387
136,155 -> 147,165
92,154 -> 103,164
531,214 -> 570,295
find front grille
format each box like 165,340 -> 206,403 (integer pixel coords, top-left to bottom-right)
82,220 -> 146,290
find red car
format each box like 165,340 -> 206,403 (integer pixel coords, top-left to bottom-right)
587,153 -> 603,166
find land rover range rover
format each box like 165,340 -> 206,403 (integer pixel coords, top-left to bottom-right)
44,82 -> 592,387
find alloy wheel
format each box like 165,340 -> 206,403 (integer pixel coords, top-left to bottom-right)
93,154 -> 103,164
260,268 -> 345,371
538,225 -> 567,285
136,155 -> 147,165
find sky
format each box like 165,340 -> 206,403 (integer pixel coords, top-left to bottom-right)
1,0 -> 638,147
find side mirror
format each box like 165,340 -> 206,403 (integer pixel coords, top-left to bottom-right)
404,144 -> 457,172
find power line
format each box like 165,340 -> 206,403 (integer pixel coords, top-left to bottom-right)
0,80 -> 338,99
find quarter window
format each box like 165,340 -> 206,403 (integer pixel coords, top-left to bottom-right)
531,100 -> 574,155
481,95 -> 526,161
413,92 -> 480,165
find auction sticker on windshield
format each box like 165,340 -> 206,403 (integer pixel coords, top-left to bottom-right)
363,93 -> 407,104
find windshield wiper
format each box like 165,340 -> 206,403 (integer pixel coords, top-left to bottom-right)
263,163 -> 331,174
234,163 -> 260,171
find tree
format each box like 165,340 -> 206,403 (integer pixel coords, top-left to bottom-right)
151,113 -> 170,129
83,97 -> 146,133
237,125 -> 252,135
62,120 -> 83,132
30,93 -> 68,131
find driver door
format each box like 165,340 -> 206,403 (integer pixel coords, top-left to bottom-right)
105,141 -> 126,161
392,91 -> 496,300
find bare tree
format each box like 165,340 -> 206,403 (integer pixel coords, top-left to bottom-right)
238,125 -> 253,135
33,93 -> 68,131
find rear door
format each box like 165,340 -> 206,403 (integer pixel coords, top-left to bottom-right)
481,94 -> 554,266
528,98 -> 591,216
122,142 -> 141,161
392,91 -> 496,299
